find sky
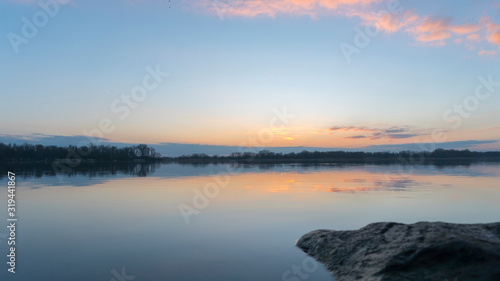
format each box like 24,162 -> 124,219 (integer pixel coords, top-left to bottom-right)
1,0 -> 500,153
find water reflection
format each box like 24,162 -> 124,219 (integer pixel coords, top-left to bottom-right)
0,162 -> 161,179
2,162 -> 499,194
0,162 -> 499,281
2,160 -> 499,180
327,178 -> 430,193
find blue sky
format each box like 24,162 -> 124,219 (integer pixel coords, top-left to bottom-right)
1,0 -> 499,152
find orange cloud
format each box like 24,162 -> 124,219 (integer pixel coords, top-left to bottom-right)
478,50 -> 497,56
330,125 -> 424,140
205,0 -> 382,18
467,34 -> 480,41
202,0 -> 500,55
489,31 -> 500,47
343,9 -> 419,33
475,17 -> 500,51
316,0 -> 383,11
8,0 -> 500,55
482,16 -> 500,33
408,17 -> 451,45
405,17 -> 482,45
450,24 -> 481,35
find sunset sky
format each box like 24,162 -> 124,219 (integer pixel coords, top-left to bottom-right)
1,0 -> 499,151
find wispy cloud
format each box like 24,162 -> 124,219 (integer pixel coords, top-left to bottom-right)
330,125 -> 423,140
346,135 -> 368,139
405,15 -> 500,49
198,0 -> 382,18
479,49 -> 497,56
197,0 -> 500,54
8,0 -> 500,52
0,133 -> 109,145
330,125 -> 374,132
489,30 -> 500,45
342,8 -> 419,33
408,17 -> 452,45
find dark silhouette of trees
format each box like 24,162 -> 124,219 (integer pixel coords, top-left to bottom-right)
171,149 -> 500,163
0,143 -> 162,162
2,143 -> 499,164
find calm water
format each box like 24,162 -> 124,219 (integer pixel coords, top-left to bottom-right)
1,162 -> 499,281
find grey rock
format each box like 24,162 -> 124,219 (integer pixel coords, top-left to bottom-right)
296,222 -> 500,281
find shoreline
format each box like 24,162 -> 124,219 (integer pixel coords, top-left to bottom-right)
1,156 -> 500,165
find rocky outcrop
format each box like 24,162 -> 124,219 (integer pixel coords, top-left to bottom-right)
296,221 -> 500,281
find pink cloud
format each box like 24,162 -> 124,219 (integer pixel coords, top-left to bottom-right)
450,24 -> 481,35
483,17 -> 500,33
477,16 -> 500,50
406,19 -> 481,46
408,17 -> 451,45
478,50 -> 497,56
203,0 -> 383,18
330,125 -> 424,140
489,31 -> 500,47
201,0 -> 500,55
467,34 -> 480,41
343,9 -> 419,33
8,0 -> 500,55
318,0 -> 383,10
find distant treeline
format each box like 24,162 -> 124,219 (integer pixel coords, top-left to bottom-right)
0,143 -> 161,161
170,149 -> 500,163
2,143 -> 500,164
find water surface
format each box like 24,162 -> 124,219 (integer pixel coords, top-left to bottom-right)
1,162 -> 499,280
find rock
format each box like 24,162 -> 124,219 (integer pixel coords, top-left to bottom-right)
296,221 -> 500,281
